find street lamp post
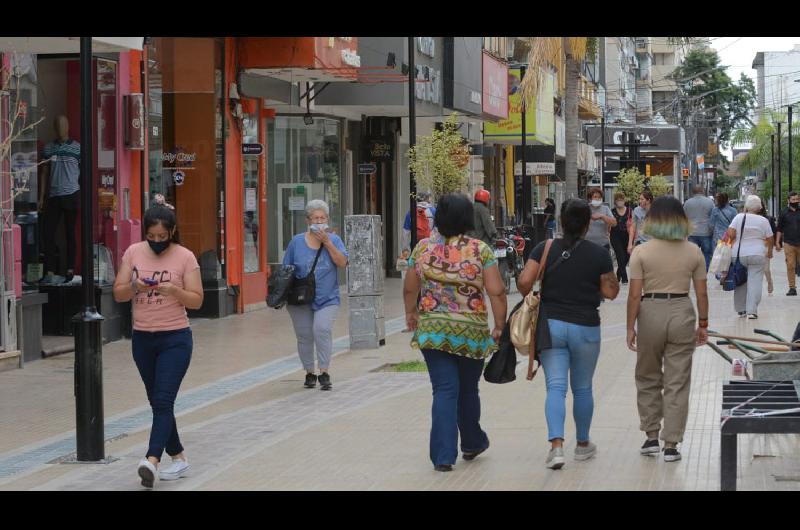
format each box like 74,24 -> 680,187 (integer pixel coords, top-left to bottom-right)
408,37 -> 417,249
74,37 -> 105,462
520,64 -> 530,227
778,122 -> 783,206
771,133 -> 776,214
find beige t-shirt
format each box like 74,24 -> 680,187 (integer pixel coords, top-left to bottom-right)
629,239 -> 706,293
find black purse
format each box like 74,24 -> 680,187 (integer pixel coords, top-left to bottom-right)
484,301 -> 523,384
266,265 -> 296,309
287,245 -> 324,306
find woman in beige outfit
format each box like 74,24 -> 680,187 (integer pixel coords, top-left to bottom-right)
626,196 -> 709,463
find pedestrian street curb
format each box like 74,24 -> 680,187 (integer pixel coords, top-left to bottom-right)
0,316 -> 408,484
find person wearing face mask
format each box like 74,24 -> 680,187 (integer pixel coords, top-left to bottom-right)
610,192 -> 632,284
113,206 -> 204,488
585,188 -> 617,251
776,191 -> 800,296
283,200 -> 349,390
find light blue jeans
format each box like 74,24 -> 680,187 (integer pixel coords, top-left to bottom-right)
538,319 -> 602,442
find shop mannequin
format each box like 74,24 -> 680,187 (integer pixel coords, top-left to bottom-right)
40,115 -> 81,280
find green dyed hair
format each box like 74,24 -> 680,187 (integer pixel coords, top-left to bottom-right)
641,195 -> 690,241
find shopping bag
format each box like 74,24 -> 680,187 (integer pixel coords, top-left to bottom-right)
709,241 -> 732,276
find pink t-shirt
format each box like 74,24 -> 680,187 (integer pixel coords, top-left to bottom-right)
121,242 -> 200,332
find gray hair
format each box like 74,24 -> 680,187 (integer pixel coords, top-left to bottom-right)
744,194 -> 762,213
305,199 -> 330,218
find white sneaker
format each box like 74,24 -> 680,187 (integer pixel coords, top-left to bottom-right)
137,459 -> 157,488
158,458 -> 189,481
574,441 -> 597,461
545,447 -> 565,469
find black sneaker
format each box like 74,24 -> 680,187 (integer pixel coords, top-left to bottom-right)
788,288 -> 797,296
640,438 -> 660,455
463,441 -> 490,461
318,372 -> 332,391
434,464 -> 453,472
304,373 -> 317,388
663,447 -> 682,462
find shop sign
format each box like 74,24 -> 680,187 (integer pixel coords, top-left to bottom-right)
242,143 -> 263,155
482,51 -> 508,120
162,151 -> 197,164
358,163 -> 377,174
363,137 -> 394,162
555,118 -> 566,158
289,196 -> 306,211
173,170 -> 186,186
515,161 -> 555,176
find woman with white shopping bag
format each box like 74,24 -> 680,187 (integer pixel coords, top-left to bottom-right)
724,195 -> 774,319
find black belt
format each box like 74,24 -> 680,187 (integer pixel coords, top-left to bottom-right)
642,293 -> 689,300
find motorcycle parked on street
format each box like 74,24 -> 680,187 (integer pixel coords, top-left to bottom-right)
494,227 -> 529,293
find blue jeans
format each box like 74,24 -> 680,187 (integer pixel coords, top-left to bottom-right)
538,319 -> 602,442
688,235 -> 713,270
132,328 -> 193,461
422,349 -> 489,466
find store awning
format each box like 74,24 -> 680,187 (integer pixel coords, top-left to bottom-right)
0,37 -> 144,54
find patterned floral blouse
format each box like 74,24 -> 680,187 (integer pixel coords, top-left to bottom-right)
408,232 -> 498,359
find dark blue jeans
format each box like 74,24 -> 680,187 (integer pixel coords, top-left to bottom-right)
132,328 -> 193,461
421,349 -> 489,466
688,235 -> 713,271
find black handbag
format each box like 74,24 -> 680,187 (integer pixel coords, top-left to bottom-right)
484,301 -> 522,384
266,265 -> 296,309
287,245 -> 324,306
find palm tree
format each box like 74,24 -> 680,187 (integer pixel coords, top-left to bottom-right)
520,37 -> 589,198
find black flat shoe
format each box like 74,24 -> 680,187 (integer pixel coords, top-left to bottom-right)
463,441 -> 490,461
434,464 -> 453,472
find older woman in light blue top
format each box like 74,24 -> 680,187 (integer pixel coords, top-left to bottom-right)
283,199 -> 348,391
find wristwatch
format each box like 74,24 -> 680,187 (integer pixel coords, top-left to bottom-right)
698,318 -> 708,329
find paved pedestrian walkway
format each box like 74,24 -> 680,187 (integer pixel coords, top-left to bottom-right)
1,269 -> 799,490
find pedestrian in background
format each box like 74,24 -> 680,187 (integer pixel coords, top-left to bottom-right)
627,196 -> 708,463
283,200 -> 349,390
776,191 -> 800,296
684,185 -> 715,270
758,202 -> 777,295
402,191 -> 436,253
113,206 -> 204,488
725,195 -> 774,319
628,190 -> 654,254
544,197 -> 557,238
610,192 -> 632,284
585,187 -> 617,251
404,193 -> 507,472
518,199 -> 619,470
710,192 -> 737,247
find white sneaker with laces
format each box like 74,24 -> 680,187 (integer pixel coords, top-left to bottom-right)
545,447 -> 565,469
158,458 -> 189,481
137,459 -> 157,488
574,441 -> 597,461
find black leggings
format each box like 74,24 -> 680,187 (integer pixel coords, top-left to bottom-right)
610,230 -> 630,282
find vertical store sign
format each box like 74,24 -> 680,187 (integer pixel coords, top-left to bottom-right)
481,51 -> 508,120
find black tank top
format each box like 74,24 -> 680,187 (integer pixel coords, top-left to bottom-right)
611,207 -> 630,234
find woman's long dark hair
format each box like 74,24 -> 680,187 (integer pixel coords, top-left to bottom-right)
560,199 -> 591,247
143,206 -> 181,243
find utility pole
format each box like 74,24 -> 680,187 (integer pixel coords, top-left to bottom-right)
789,104 -> 793,192
75,37 -> 105,461
771,133 -> 776,213
778,122 -> 783,206
408,37 -> 417,249
600,108 -> 605,194
520,64 -> 531,227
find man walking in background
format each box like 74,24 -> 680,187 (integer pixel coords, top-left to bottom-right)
684,185 -> 715,270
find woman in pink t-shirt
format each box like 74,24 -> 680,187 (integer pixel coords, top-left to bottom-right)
113,206 -> 203,489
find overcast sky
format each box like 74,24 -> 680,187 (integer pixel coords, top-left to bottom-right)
710,37 -> 800,154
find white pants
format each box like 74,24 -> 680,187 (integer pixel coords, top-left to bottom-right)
732,255 -> 766,315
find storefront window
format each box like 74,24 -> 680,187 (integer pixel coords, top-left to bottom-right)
147,38 -> 225,280
267,116 -> 341,263
242,109 -> 260,273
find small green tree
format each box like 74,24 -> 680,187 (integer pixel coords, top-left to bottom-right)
614,168 -> 645,203
407,113 -> 470,200
648,175 -> 673,197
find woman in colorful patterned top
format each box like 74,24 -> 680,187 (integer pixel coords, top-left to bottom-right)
403,193 -> 507,472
